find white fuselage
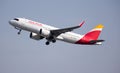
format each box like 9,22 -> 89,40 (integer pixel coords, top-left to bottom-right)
9,18 -> 83,44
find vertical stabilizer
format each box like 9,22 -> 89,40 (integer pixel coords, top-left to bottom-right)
76,24 -> 104,44
84,24 -> 104,40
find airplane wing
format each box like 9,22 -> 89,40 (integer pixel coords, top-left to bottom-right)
50,21 -> 85,37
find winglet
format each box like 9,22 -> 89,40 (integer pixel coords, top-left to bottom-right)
79,21 -> 85,27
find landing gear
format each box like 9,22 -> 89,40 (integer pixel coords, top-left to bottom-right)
45,39 -> 56,45
14,27 -> 22,35
46,41 -> 50,45
52,39 -> 56,43
45,35 -> 56,45
17,29 -> 21,35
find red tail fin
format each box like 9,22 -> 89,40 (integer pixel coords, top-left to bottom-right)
84,24 -> 104,40
76,24 -> 104,44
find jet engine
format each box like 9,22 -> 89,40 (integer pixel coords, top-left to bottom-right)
30,32 -> 44,40
39,29 -> 50,37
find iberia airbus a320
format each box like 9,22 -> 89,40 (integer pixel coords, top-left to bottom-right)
9,18 -> 104,45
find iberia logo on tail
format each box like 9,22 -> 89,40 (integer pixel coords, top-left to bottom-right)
76,24 -> 104,45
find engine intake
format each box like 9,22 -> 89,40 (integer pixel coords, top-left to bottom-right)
39,29 -> 50,37
30,32 -> 44,40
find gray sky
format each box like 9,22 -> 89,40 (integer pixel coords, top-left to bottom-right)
0,0 -> 120,73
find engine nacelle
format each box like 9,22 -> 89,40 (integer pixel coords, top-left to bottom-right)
39,29 -> 50,37
30,32 -> 44,40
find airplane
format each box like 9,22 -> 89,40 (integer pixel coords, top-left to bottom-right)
9,18 -> 104,45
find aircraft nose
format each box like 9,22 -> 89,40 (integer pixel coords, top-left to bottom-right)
9,20 -> 15,27
9,20 -> 15,25
9,20 -> 12,24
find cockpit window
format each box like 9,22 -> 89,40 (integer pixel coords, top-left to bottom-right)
14,18 -> 19,21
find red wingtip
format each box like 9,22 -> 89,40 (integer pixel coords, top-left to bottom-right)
79,21 -> 85,27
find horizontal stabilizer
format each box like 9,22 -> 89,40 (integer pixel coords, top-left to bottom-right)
90,40 -> 105,44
